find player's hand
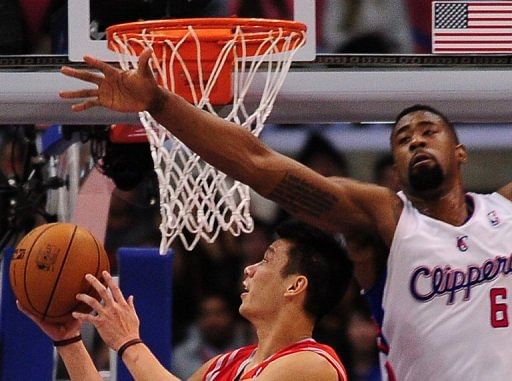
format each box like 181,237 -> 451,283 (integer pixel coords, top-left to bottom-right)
59,48 -> 163,114
16,300 -> 81,341
73,271 -> 140,351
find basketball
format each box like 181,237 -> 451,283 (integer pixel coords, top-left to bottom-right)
9,223 -> 110,323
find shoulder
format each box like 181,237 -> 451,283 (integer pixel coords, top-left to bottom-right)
189,345 -> 257,381
254,350 -> 344,381
187,355 -> 219,381
475,189 -> 512,210
341,178 -> 403,241
497,182 -> 512,202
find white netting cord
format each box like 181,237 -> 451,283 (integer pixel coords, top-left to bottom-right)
111,25 -> 305,253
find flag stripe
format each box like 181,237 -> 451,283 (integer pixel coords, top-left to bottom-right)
469,20 -> 512,25
434,40 -> 512,44
436,32 -> 512,36
434,47 -> 512,51
469,11 -> 512,14
433,1 -> 512,53
469,7 -> 512,11
469,18 -> 512,21
436,37 -> 512,45
467,3 -> 512,8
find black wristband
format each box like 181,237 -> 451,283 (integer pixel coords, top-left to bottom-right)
53,334 -> 82,347
118,338 -> 143,359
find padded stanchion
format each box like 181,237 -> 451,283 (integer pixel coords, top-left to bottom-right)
116,247 -> 173,381
0,249 -> 53,381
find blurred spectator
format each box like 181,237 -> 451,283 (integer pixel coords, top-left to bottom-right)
298,132 -> 350,178
0,126 -> 26,181
346,308 -> 381,381
0,0 -> 25,54
171,293 -> 252,379
405,0 -> 433,53
103,178 -> 161,273
230,0 -> 327,49
321,0 -> 413,53
90,0 -> 227,35
313,289 -> 353,376
170,229 -> 244,345
17,0 -> 67,53
373,153 -> 401,192
337,32 -> 395,54
238,217 -> 274,268
228,0 -> 293,19
0,126 -> 47,250
193,232 -> 244,305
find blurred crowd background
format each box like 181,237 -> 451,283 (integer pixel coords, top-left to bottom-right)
0,1 -> 476,380
0,0 -> 436,56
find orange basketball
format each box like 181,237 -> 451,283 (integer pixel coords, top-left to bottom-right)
9,223 -> 110,323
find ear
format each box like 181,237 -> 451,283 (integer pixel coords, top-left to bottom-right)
285,275 -> 308,296
455,144 -> 468,164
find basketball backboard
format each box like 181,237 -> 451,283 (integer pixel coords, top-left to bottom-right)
67,0 -> 316,62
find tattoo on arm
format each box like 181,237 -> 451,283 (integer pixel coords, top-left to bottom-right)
269,174 -> 338,217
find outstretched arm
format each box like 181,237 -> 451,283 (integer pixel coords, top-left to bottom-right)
73,271 -> 182,381
60,50 -> 401,244
16,302 -> 102,381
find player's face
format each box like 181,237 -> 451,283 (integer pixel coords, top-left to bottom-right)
391,111 -> 464,196
239,239 -> 293,320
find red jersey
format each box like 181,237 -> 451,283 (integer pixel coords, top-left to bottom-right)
202,338 -> 347,381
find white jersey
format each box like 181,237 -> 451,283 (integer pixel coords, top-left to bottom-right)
379,191 -> 512,380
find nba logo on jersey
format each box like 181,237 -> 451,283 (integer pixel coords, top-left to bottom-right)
456,235 -> 469,252
487,210 -> 500,226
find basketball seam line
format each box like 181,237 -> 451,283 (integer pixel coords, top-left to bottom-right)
21,223 -> 58,317
73,232 -> 104,316
43,225 -> 78,319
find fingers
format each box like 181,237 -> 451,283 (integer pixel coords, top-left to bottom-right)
67,99 -> 102,112
59,88 -> 98,99
139,48 -> 153,68
77,291 -> 105,313
138,48 -> 158,81
127,295 -> 135,309
102,271 -> 127,305
83,55 -> 120,77
61,66 -> 104,85
60,66 -> 102,112
84,273 -> 115,305
59,87 -> 101,112
72,311 -> 99,325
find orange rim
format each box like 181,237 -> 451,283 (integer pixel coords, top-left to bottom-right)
106,18 -> 306,106
106,17 -> 306,45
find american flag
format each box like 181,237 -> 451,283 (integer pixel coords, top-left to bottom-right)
432,1 -> 512,53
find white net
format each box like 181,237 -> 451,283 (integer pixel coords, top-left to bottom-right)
109,21 -> 305,253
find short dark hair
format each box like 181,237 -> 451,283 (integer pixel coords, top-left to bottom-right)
275,220 -> 352,321
393,104 -> 459,144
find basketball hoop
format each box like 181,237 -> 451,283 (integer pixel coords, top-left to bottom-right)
106,18 -> 306,253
